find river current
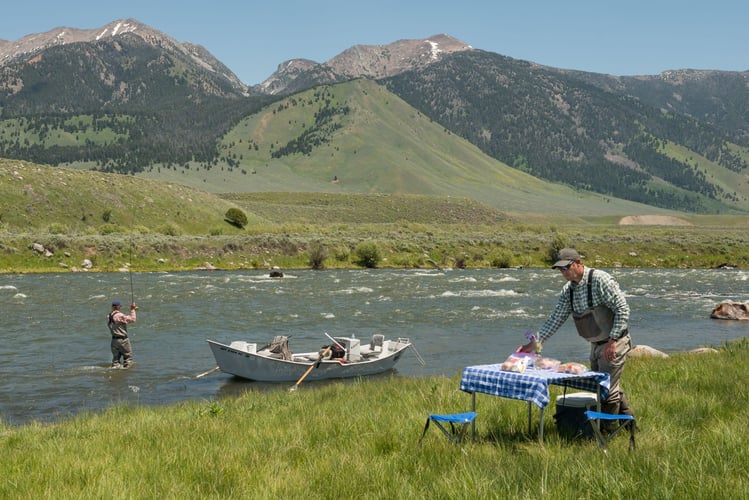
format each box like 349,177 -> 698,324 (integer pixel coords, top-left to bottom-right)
1,268 -> 747,426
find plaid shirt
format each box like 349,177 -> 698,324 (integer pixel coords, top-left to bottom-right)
538,266 -> 629,342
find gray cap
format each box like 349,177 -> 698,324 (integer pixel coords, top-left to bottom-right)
552,248 -> 582,269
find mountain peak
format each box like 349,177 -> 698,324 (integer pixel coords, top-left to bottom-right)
256,34 -> 473,95
329,33 -> 473,78
0,19 -> 146,63
0,19 -> 248,95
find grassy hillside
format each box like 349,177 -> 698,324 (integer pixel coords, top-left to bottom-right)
220,192 -> 510,225
3,157 -> 749,273
136,80 -> 679,217
0,159 -> 264,234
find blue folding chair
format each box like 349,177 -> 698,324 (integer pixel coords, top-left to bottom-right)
419,412 -> 477,445
584,410 -> 636,451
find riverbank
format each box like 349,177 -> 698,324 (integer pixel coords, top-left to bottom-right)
2,338 -> 747,498
2,218 -> 749,274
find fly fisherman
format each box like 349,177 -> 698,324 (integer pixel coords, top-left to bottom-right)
517,248 -> 635,427
108,300 -> 137,368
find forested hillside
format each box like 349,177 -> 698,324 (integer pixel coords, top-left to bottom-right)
384,50 -> 749,213
0,33 -> 275,172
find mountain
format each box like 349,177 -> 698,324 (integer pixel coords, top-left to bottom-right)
591,70 -> 749,142
1,21 -> 749,214
0,19 -> 249,99
382,51 -> 749,213
0,19 -> 273,170
256,34 -> 472,95
198,79 -> 673,215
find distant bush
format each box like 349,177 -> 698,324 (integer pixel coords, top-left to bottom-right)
547,233 -> 570,264
225,208 -> 248,229
158,222 -> 183,236
47,223 -> 69,235
99,223 -> 120,235
333,245 -> 350,262
489,249 -> 513,268
308,241 -> 327,269
354,241 -> 381,268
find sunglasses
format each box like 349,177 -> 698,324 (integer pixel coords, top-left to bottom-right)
558,261 -> 575,271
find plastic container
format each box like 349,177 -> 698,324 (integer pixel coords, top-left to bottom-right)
554,392 -> 598,438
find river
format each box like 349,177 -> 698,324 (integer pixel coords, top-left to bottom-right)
1,268 -> 747,426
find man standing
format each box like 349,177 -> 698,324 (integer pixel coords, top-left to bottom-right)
518,248 -> 634,420
108,300 -> 137,368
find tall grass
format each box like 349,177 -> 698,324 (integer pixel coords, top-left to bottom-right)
1,340 -> 747,498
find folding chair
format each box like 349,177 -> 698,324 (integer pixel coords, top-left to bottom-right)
584,410 -> 636,451
419,412 -> 477,445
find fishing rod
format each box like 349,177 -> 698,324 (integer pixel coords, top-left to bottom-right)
128,201 -> 139,310
129,237 -> 135,305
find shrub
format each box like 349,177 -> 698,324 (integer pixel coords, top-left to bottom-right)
453,254 -> 468,269
158,222 -> 183,236
225,208 -> 249,229
308,241 -> 327,270
354,241 -> 381,268
333,245 -> 350,262
47,223 -> 69,235
99,223 -> 120,235
489,249 -> 513,268
547,233 -> 570,264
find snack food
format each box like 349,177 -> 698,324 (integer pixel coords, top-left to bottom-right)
500,354 -> 530,373
556,362 -> 587,374
535,357 -> 561,370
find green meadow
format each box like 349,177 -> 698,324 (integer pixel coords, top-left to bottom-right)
3,160 -> 749,273
2,339 -> 747,498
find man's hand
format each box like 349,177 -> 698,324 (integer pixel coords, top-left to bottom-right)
605,339 -> 617,361
516,339 -> 537,353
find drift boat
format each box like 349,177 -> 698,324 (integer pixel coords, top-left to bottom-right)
206,334 -> 412,382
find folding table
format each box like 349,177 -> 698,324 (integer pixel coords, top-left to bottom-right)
459,364 -> 610,442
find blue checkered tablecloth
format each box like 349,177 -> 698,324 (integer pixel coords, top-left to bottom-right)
460,364 -> 610,408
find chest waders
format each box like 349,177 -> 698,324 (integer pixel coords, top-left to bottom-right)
571,269 -> 614,344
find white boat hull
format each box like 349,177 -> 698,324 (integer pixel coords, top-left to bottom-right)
207,336 -> 411,382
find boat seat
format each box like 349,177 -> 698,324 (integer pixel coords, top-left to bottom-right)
419,412 -> 477,445
584,410 -> 636,451
370,334 -> 385,352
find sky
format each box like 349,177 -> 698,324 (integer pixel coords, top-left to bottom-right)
2,0 -> 748,86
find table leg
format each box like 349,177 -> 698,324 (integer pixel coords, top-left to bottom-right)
595,386 -> 602,433
471,392 -> 476,438
539,407 -> 545,443
527,401 -> 532,434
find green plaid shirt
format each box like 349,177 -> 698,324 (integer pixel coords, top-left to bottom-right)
538,266 -> 630,342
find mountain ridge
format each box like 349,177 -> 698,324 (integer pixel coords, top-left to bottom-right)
0,18 -> 249,95
256,33 -> 473,95
2,20 -> 749,215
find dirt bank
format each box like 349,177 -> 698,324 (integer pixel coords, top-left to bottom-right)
619,215 -> 693,226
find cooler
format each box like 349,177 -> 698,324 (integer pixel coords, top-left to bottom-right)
554,392 -> 598,438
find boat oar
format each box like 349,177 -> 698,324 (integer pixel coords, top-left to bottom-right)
324,332 -> 345,349
289,345 -> 332,392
